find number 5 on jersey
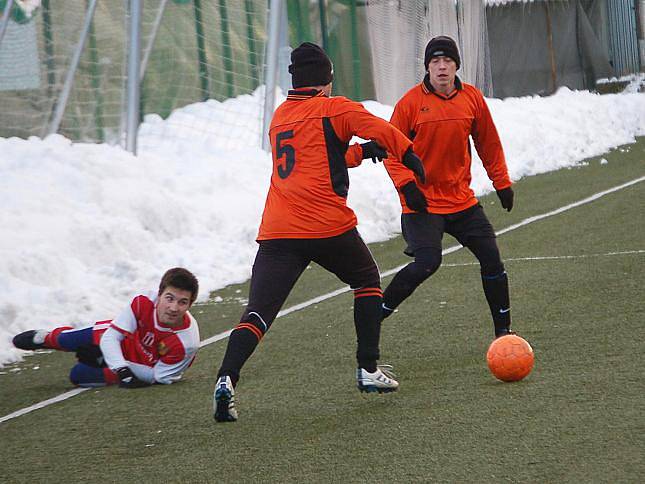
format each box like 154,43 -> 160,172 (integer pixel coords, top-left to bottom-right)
276,130 -> 296,179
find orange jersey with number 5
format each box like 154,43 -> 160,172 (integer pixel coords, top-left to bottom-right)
258,90 -> 414,240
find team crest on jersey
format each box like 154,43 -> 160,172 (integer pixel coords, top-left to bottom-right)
141,331 -> 155,347
420,106 -> 430,112
158,340 -> 169,356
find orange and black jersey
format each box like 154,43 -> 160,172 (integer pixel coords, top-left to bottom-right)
384,77 -> 512,214
258,89 -> 415,240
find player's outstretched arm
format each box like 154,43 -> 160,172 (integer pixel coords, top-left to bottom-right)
331,99 -> 425,182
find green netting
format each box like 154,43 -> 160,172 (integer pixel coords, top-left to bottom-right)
286,0 -> 376,101
0,0 -> 267,142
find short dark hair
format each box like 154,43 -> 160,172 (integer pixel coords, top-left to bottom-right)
158,267 -> 199,304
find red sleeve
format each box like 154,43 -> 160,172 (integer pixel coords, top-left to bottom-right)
472,94 -> 512,190
383,99 -> 417,188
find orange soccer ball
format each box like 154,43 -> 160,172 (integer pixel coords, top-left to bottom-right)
486,334 -> 534,382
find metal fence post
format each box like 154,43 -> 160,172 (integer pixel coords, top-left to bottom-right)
0,0 -> 15,47
47,0 -> 98,136
262,0 -> 283,152
125,0 -> 142,154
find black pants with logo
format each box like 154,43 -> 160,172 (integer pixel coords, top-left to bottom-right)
384,204 -> 511,336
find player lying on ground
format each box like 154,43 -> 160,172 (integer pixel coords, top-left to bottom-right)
12,267 -> 200,388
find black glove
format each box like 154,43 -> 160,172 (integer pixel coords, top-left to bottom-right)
496,187 -> 514,212
360,141 -> 388,163
75,344 -> 106,368
116,367 -> 149,389
402,147 -> 426,184
400,181 -> 427,213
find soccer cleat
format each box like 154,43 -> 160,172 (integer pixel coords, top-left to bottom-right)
12,330 -> 49,351
213,376 -> 238,422
357,364 -> 399,393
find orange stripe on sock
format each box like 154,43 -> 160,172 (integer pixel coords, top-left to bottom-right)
354,287 -> 383,299
236,322 -> 263,341
354,292 -> 383,299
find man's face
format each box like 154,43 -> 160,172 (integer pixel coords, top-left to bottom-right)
427,56 -> 457,90
156,286 -> 193,326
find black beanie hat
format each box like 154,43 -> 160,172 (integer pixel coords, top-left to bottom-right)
424,36 -> 461,70
288,42 -> 334,88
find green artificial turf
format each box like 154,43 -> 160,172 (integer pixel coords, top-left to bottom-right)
0,139 -> 643,483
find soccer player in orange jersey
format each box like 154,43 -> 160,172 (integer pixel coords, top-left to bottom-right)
213,42 -> 425,422
381,36 -> 516,338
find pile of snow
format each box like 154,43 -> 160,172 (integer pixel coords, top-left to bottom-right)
1,85 -> 644,366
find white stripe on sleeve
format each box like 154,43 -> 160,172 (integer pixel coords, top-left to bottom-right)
99,326 -> 128,371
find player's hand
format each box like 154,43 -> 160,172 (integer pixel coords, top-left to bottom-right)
75,344 -> 105,368
361,141 -> 388,163
402,147 -> 426,183
496,187 -> 514,212
400,181 -> 427,213
116,367 -> 149,389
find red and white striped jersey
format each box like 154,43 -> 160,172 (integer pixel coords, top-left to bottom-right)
95,292 -> 200,384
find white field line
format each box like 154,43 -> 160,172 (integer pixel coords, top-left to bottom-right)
0,388 -> 90,424
382,175 -> 645,277
440,250 -> 645,268
2,175 -> 643,425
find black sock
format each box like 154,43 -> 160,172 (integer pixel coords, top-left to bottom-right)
217,327 -> 261,386
481,271 -> 511,336
354,294 -> 382,371
382,262 -> 433,315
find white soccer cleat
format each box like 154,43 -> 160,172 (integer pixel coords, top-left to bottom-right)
356,364 -> 399,393
213,375 -> 238,422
